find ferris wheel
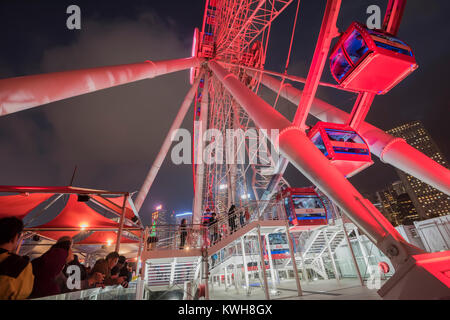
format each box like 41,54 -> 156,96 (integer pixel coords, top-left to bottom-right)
190,0 -> 294,220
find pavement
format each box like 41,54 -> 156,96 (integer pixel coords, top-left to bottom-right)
208,278 -> 383,300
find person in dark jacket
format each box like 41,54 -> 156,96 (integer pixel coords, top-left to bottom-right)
208,212 -> 218,245
0,217 -> 34,300
228,205 -> 237,234
118,262 -> 132,284
179,219 -> 188,249
239,209 -> 245,228
29,236 -> 73,299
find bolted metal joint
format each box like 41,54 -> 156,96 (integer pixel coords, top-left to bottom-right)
386,245 -> 399,257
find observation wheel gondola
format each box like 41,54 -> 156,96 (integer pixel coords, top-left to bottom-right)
278,187 -> 328,231
330,22 -> 418,94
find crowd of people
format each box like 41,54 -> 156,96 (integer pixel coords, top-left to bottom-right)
185,204 -> 251,249
0,217 -> 133,300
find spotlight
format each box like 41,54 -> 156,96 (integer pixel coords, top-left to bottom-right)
77,194 -> 90,202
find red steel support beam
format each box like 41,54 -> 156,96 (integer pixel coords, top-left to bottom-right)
193,73 -> 210,225
383,0 -> 407,35
257,73 -> 450,196
292,0 -> 341,128
348,92 -> 375,131
0,57 -> 203,116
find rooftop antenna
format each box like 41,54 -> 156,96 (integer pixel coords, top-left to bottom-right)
69,165 -> 78,186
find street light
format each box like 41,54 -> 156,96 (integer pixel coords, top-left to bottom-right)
176,212 -> 193,217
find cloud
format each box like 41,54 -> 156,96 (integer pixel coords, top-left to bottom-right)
0,11 -> 196,223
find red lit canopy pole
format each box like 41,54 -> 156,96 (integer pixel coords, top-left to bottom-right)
0,57 -> 203,116
208,59 -> 450,299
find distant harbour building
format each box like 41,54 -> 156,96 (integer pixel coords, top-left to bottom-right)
387,121 -> 450,219
375,181 -> 419,226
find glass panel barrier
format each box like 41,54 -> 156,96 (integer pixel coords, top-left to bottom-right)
344,29 -> 369,64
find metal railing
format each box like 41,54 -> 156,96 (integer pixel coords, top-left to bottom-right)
32,281 -> 139,300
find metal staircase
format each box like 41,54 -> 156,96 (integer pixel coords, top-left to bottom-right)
283,225 -> 349,279
144,257 -> 201,290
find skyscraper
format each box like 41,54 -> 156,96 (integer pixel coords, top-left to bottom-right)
387,121 -> 450,219
375,181 -> 419,226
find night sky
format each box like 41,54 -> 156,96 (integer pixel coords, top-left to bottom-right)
0,0 -> 449,226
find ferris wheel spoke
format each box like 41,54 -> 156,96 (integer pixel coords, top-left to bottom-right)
134,71 -> 204,212
0,57 -> 203,117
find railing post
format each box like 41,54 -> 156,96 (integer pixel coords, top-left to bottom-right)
224,266 -> 228,290
201,248 -> 210,300
265,234 -> 278,294
257,224 -> 270,300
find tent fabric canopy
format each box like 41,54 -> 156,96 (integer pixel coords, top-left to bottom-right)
0,193 -> 53,220
90,195 -> 135,220
0,185 -> 143,246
